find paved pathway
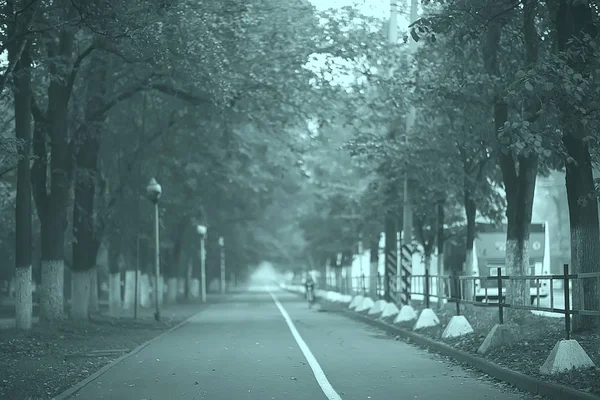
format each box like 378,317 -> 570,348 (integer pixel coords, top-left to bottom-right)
65,286 -> 538,400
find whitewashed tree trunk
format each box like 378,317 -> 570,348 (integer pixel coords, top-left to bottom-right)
166,277 -> 177,304
464,249 -> 474,301
335,268 -> 342,293
88,267 -> 99,313
40,260 -> 65,321
70,270 -> 91,320
108,272 -> 121,314
369,259 -> 378,299
177,277 -> 185,299
151,275 -> 165,305
505,238 -> 530,318
15,266 -> 32,329
189,278 -> 200,298
209,278 -> 219,293
123,270 -> 136,309
140,274 -> 151,307
436,249 -> 445,310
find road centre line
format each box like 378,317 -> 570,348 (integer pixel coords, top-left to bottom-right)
267,288 -> 343,400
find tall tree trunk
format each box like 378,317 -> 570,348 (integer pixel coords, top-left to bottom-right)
424,251 -> 432,307
369,237 -> 378,299
122,247 -> 137,310
555,0 -> 600,332
436,201 -> 445,310
464,189 -> 477,300
31,8 -> 77,323
107,232 -> 122,314
139,238 -> 152,307
12,44 -> 33,330
166,218 -> 187,303
71,48 -> 106,320
190,238 -> 202,299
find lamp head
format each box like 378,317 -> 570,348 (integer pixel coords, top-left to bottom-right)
146,178 -> 162,203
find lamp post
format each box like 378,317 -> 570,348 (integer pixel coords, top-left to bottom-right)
196,224 -> 207,303
218,236 -> 225,294
146,178 -> 162,321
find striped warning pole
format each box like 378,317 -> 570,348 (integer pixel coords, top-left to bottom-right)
400,244 -> 412,304
385,249 -> 397,303
396,231 -> 402,305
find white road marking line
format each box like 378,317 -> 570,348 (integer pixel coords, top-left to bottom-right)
266,288 -> 343,400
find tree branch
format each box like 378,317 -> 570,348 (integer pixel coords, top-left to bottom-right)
147,83 -> 213,107
66,43 -> 96,97
104,112 -> 178,216
0,0 -> 39,95
0,165 -> 17,179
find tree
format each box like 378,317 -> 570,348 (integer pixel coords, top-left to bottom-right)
553,0 -> 600,331
29,1 -> 90,322
410,0 -> 544,315
8,0 -> 35,329
70,48 -> 108,319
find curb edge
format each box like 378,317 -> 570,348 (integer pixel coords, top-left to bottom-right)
53,306 -> 211,400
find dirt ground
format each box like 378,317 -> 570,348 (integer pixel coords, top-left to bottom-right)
384,302 -> 600,397
0,302 -> 208,400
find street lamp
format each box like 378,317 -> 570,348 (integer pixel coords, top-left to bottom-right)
218,236 -> 225,294
196,224 -> 207,303
146,177 -> 162,321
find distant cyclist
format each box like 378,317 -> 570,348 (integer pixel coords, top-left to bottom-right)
304,274 -> 316,308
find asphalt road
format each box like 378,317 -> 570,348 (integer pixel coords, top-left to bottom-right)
66,286 -> 539,400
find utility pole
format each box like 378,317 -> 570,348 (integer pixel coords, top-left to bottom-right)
399,0 -> 419,307
403,2 -> 418,239
384,0 -> 400,305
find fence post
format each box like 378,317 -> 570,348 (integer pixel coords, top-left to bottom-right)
425,268 -> 430,309
497,267 -> 504,324
563,264 -> 571,340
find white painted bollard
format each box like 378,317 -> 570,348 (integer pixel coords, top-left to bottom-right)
381,302 -> 399,318
394,305 -> 417,323
539,340 -> 595,374
356,297 -> 374,312
477,324 -> 516,354
413,308 -> 440,330
368,299 -> 387,315
441,315 -> 474,339
340,294 -> 353,303
349,295 -> 364,309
